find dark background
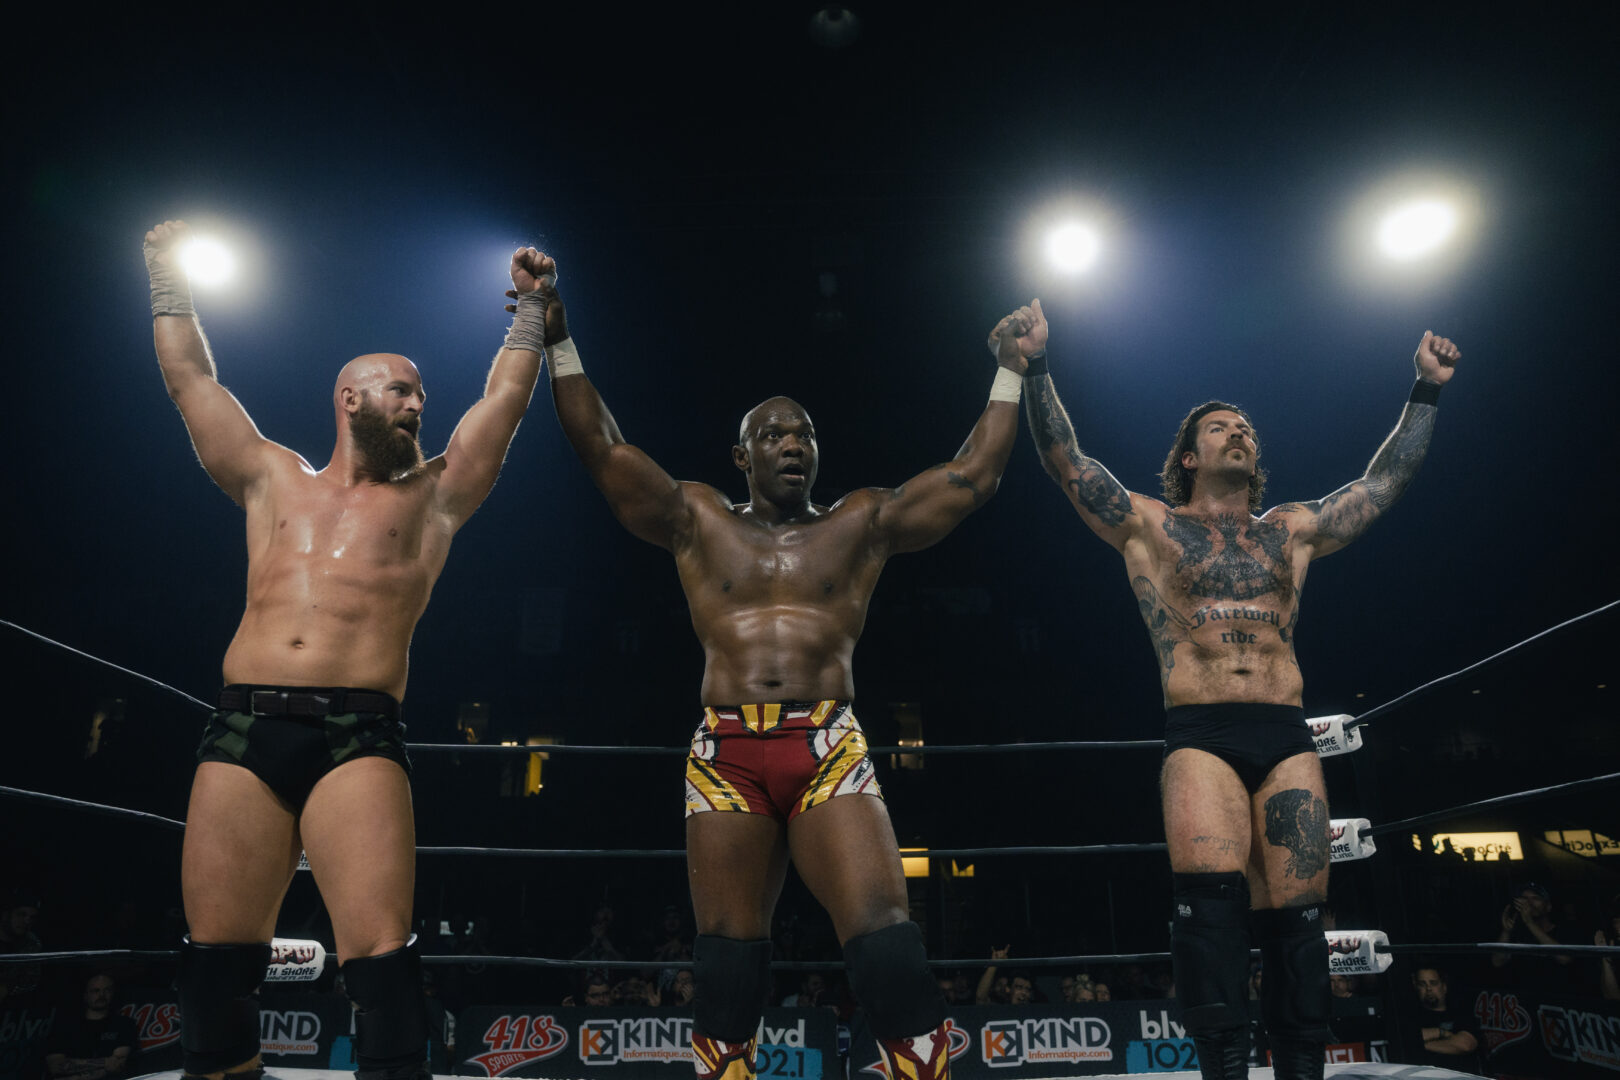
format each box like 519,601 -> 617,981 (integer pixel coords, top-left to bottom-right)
3,4 -> 1615,1002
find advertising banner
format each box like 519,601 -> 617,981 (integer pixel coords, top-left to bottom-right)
849,1003 -> 1385,1078
455,1006 -> 837,1078
1474,988 -> 1620,1078
114,989 -> 356,1072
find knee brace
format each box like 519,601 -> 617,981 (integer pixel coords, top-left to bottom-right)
692,935 -> 773,1043
1255,905 -> 1334,1043
1170,872 -> 1251,1035
342,938 -> 430,1080
842,921 -> 945,1040
177,937 -> 270,1076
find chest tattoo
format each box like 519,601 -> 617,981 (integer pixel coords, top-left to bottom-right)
1163,512 -> 1293,602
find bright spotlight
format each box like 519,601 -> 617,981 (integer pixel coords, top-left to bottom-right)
178,237 -> 236,287
1048,223 -> 1101,273
1376,199 -> 1457,261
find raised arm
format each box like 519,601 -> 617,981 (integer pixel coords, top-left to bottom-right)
145,220 -> 276,504
434,247 -> 549,525
1282,332 -> 1461,560
543,290 -> 691,549
1021,309 -> 1155,552
868,302 -> 1035,553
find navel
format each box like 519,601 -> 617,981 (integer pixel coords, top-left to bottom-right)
721,580 -> 732,593
389,527 -> 398,537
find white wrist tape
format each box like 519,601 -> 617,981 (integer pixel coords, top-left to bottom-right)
548,336 -> 583,378
989,366 -> 1022,403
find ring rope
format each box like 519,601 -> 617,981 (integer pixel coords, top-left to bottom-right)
1363,770 -> 1620,838
0,619 -> 212,712
404,740 -> 1168,756
7,942 -> 1615,973
1346,597 -> 1617,730
9,605 -> 1613,754
0,784 -> 185,831
15,771 -> 1618,863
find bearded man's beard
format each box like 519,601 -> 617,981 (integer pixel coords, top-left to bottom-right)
349,402 -> 424,479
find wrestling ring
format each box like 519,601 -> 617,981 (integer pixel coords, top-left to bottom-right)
3,600 -> 1617,1080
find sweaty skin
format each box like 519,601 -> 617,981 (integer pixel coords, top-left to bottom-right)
220,364 -> 446,700
148,224 -> 550,699
146,221 -> 551,1080
548,286 -> 1039,1075
554,325 -> 1032,705
676,400 -> 916,703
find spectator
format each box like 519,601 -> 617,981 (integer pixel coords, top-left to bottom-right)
780,973 -> 825,1007
1490,882 -> 1585,993
1007,972 -> 1035,1005
937,973 -> 964,1006
646,905 -> 692,964
1402,966 -> 1481,1074
1596,898 -> 1620,1002
570,904 -> 625,965
0,890 -> 43,1003
660,968 -> 696,1008
975,945 -> 1012,1004
563,971 -> 614,1007
1329,974 -> 1355,999
612,976 -> 656,1005
1092,981 -> 1112,1002
44,973 -> 138,1080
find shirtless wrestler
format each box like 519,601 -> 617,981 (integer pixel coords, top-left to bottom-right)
143,220 -> 555,1080
1022,313 -> 1460,1080
542,281 -> 1039,1079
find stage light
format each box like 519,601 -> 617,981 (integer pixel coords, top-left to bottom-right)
178,236 -> 236,287
1376,199 -> 1457,261
1047,223 -> 1101,273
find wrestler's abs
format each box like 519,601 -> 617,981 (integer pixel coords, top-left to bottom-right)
675,503 -> 884,705
222,470 -> 450,700
1129,511 -> 1309,708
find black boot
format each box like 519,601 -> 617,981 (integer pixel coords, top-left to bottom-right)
1192,1026 -> 1249,1079
1267,1036 -> 1324,1080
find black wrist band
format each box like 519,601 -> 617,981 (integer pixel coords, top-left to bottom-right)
1023,352 -> 1049,377
1409,379 -> 1442,406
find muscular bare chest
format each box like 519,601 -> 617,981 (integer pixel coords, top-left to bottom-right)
1152,510 -> 1300,609
678,510 -> 879,606
251,469 -> 447,575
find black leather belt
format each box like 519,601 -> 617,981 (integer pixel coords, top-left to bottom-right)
218,686 -> 399,719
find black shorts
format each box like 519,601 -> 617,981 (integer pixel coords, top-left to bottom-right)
1162,703 -> 1314,793
196,685 -> 412,809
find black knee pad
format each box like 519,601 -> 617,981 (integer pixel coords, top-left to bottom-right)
342,938 -> 430,1080
842,921 -> 945,1040
692,935 -> 773,1043
177,937 -> 271,1075
1254,904 -> 1334,1043
1170,872 -> 1251,1035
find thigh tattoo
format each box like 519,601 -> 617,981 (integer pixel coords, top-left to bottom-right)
1263,788 -> 1330,880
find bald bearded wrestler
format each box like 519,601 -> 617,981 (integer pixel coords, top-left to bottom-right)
1021,310 -> 1460,1080
538,279 -> 1039,1080
143,220 -> 556,1080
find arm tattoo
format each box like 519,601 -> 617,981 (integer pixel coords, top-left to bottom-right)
946,470 -> 986,504
1364,402 -> 1436,510
1024,374 -> 1133,526
1315,402 -> 1437,545
1263,788 -> 1331,881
